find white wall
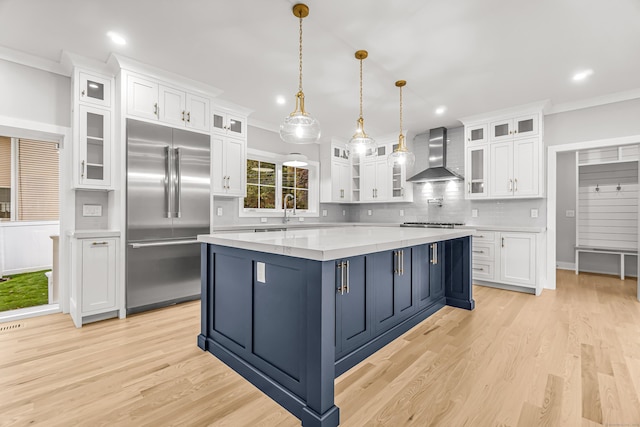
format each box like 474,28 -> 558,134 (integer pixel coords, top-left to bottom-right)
556,151 -> 576,266
545,98 -> 640,147
247,125 -> 320,161
0,59 -> 70,128
0,221 -> 59,275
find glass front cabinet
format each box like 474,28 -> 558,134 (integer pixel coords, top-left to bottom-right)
78,105 -> 111,188
464,145 -> 487,199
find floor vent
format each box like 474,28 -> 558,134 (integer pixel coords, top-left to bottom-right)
0,322 -> 24,332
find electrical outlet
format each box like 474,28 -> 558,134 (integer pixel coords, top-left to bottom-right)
367,210 -> 372,216
261,217 -> 267,223
399,209 -> 404,217
342,210 -> 346,216
471,209 -> 478,218
530,208 -> 538,218
82,204 -> 102,217
298,217 -> 304,222
217,207 -> 223,216
322,209 -> 328,217
566,210 -> 575,218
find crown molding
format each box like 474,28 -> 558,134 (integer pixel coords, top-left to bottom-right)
0,46 -> 68,76
546,88 -> 640,115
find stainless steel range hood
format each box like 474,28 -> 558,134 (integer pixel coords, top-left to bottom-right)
407,127 -> 463,182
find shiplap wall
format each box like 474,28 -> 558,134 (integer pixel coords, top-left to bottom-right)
577,160 -> 638,250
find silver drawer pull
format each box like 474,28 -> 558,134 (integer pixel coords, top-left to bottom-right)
472,267 -> 484,271
472,250 -> 484,253
92,241 -> 109,246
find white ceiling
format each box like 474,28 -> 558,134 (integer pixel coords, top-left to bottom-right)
1,0 -> 639,142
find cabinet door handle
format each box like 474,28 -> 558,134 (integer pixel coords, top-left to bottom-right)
502,237 -> 505,248
81,89 -> 86,97
154,103 -> 159,116
472,250 -> 484,254
345,260 -> 350,293
181,110 -> 185,121
508,179 -> 513,192
400,250 -> 404,275
433,243 -> 438,265
514,178 -> 518,192
91,241 -> 109,246
337,262 -> 344,294
393,251 -> 398,274
187,112 -> 191,123
473,267 -> 484,271
81,160 -> 86,178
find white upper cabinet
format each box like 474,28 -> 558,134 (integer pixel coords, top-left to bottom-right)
77,104 -> 112,189
465,144 -> 488,198
212,109 -> 246,138
211,135 -> 246,197
126,74 -> 210,132
331,160 -> 350,202
362,159 -> 390,201
79,72 -> 111,108
465,123 -> 487,145
462,105 -> 544,199
127,75 -> 159,120
490,114 -> 539,142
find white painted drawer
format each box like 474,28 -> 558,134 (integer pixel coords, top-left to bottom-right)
472,231 -> 496,243
471,243 -> 495,260
472,260 -> 494,281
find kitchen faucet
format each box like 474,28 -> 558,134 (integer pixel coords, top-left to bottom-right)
283,193 -> 295,223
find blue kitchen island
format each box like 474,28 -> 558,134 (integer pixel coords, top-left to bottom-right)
197,226 -> 475,427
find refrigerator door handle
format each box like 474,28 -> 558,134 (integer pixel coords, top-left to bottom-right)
164,145 -> 172,218
129,239 -> 199,249
174,147 -> 182,218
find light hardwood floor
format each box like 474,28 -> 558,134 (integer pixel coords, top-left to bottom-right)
1,270 -> 639,426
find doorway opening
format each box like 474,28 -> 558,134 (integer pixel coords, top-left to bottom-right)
0,136 -> 61,317
547,135 -> 640,301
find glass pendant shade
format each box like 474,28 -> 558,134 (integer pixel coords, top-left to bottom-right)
280,4 -> 321,144
387,135 -> 415,168
346,118 -> 376,156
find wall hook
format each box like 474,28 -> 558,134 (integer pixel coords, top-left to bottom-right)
616,183 -> 622,191
595,184 -> 599,192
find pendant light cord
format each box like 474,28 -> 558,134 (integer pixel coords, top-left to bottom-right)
359,58 -> 363,119
298,15 -> 303,92
399,84 -> 403,135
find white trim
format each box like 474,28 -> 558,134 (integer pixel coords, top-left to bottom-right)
547,134 -> 640,302
0,46 -> 69,77
0,303 -> 61,323
459,100 -> 550,125
556,261 -> 575,270
248,118 -> 280,134
546,88 -> 640,115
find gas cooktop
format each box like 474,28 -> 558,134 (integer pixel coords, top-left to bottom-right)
400,222 -> 465,229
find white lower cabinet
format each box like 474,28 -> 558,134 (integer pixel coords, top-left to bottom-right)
70,236 -> 121,327
472,230 -> 543,294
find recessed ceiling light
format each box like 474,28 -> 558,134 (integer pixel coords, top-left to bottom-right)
276,96 -> 286,105
572,69 -> 593,81
435,106 -> 447,115
107,31 -> 126,45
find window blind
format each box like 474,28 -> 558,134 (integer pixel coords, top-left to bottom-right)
0,136 -> 10,188
17,139 -> 59,221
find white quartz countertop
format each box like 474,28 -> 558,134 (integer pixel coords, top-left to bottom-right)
198,226 -> 474,261
460,225 -> 546,233
211,222 -> 398,232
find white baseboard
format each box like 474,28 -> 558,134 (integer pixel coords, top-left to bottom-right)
575,267 -> 637,279
556,262 -> 575,270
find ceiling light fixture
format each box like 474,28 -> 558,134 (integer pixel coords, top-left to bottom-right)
346,50 -> 377,156
572,69 -> 593,81
279,3 -> 320,144
283,152 -> 308,167
435,106 -> 446,115
387,80 -> 415,168
276,96 -> 286,105
106,31 -> 126,45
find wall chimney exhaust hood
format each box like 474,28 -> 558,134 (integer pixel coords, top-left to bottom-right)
406,127 -> 463,182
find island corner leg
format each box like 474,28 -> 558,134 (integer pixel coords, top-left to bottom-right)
301,260 -> 340,427
445,236 -> 476,311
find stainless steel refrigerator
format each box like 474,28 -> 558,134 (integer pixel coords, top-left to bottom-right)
126,119 -> 210,314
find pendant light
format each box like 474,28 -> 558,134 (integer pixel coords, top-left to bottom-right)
283,153 -> 308,167
280,3 -> 321,144
346,50 -> 377,156
387,80 -> 415,168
